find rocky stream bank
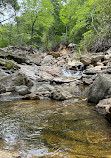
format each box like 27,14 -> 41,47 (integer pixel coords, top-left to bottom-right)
1,45 -> 111,120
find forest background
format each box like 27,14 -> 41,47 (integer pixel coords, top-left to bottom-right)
0,0 -> 111,52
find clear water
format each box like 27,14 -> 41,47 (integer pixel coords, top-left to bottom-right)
0,99 -> 111,158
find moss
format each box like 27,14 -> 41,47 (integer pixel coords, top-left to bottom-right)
0,58 -> 14,69
5,62 -> 14,69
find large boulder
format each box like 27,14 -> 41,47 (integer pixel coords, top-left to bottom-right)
0,48 -> 26,64
0,70 -> 9,93
88,74 -> 111,103
80,53 -> 104,66
0,71 -> 33,93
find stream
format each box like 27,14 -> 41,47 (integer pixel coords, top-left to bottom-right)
0,98 -> 111,158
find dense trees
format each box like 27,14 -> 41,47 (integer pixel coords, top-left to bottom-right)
0,0 -> 111,52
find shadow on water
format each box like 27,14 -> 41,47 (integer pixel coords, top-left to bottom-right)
0,99 -> 111,157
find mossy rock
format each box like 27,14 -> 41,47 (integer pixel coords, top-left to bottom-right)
0,58 -> 19,70
0,50 -> 26,64
5,62 -> 14,69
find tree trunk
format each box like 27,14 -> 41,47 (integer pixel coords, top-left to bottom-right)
30,15 -> 38,47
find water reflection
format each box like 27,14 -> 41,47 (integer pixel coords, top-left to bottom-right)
0,99 -> 111,157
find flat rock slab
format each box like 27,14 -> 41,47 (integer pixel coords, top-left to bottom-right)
19,65 -> 62,81
51,77 -> 76,84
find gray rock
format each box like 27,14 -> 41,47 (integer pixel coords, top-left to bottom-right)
0,71 -> 33,92
15,85 -> 30,95
51,87 -> 72,101
51,77 -> 76,84
88,74 -> 111,103
37,84 -> 54,92
41,55 -> 57,65
106,47 -> 111,54
83,66 -> 104,75
0,49 -> 26,64
67,61 -> 84,70
0,70 -> 9,79
91,54 -> 104,64
80,53 -> 104,66
80,56 -> 91,66
83,78 -> 93,85
96,98 -> 111,120
0,83 -> 6,94
27,53 -> 41,65
0,92 -> 12,97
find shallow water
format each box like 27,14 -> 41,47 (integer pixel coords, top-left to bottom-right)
0,98 -> 111,158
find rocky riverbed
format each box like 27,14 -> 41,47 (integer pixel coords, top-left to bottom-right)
0,45 -> 111,119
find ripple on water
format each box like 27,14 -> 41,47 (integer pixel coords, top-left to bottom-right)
0,99 -> 111,157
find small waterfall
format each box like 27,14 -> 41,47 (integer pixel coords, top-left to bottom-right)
62,68 -> 80,77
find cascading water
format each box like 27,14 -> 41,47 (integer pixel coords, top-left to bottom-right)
62,69 -> 80,77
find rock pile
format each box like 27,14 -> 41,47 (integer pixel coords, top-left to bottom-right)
0,45 -> 83,101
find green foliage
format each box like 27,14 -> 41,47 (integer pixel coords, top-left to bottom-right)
82,30 -> 98,51
60,33 -> 68,45
0,0 -> 110,52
